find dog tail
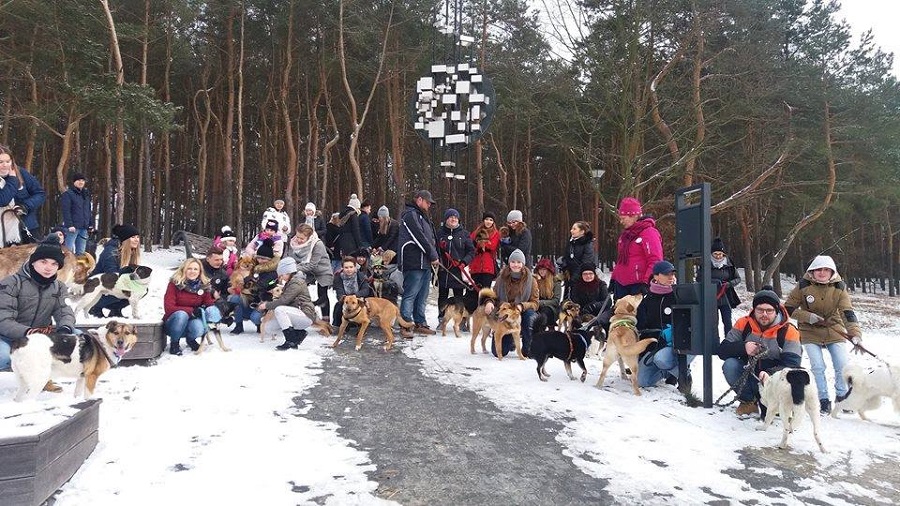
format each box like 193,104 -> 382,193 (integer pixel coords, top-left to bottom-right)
478,287 -> 497,305
620,337 -> 658,356
396,314 -> 416,329
786,369 -> 810,405
312,319 -> 333,336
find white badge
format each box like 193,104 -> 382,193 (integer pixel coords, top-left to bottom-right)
635,237 -> 643,244
805,295 -> 815,304
197,290 -> 204,296
664,307 -> 672,315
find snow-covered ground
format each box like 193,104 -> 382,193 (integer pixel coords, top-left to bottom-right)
1,246 -> 898,504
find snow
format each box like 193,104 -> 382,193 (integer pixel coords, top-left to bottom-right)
1,247 -> 899,504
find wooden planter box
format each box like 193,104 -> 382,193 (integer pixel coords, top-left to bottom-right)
75,322 -> 166,363
0,399 -> 101,506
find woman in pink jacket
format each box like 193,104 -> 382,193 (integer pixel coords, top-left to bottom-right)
610,197 -> 663,300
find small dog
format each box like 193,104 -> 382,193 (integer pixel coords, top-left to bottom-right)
557,300 -> 581,333
595,294 -> 656,395
371,262 -> 386,298
331,295 -> 414,351
469,288 -> 525,360
74,266 -> 154,319
229,256 -> 258,302
758,368 -> 826,452
832,362 -> 900,420
530,315 -> 593,382
197,300 -> 235,353
10,322 -> 138,401
438,290 -> 478,338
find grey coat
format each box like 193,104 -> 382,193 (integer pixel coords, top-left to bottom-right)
290,238 -> 334,287
266,274 -> 317,322
0,265 -> 76,340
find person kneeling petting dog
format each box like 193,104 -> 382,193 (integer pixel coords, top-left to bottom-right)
163,258 -> 224,356
0,237 -> 76,393
489,249 -> 539,358
717,287 -> 802,418
258,257 -> 321,350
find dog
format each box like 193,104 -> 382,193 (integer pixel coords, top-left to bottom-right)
530,314 -> 593,382
371,261 -> 387,299
331,295 -> 414,351
557,300 -> 580,334
0,244 -> 94,291
469,288 -> 525,360
438,290 -> 478,338
758,367 -> 826,452
196,299 -> 235,353
229,256 -> 258,304
595,294 -> 656,395
74,265 -> 153,319
257,282 -> 285,343
832,362 -> 900,420
10,322 -> 138,401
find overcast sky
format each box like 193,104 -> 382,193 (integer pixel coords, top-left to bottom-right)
839,0 -> 899,77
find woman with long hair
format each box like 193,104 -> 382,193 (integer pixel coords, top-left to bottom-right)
289,223 -> 333,319
88,224 -> 142,318
0,145 -> 46,243
534,258 -> 561,333
164,258 -> 223,355
490,249 -> 539,358
468,211 -> 501,289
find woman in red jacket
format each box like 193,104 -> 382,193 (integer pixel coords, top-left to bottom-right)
164,258 -> 222,355
468,212 -> 501,289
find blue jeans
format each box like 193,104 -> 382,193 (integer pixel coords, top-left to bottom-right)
723,357 -> 758,402
65,228 -> 88,255
228,294 -> 261,328
0,337 -> 11,370
400,269 -> 431,325
804,342 -> 849,400
165,305 -> 221,345
638,347 -> 695,387
717,304 -> 733,337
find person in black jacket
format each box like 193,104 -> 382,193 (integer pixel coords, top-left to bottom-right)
436,208 -> 475,321
636,261 -> 691,390
301,202 -> 327,238
499,209 -> 533,267
372,205 -> 399,254
398,189 -> 439,336
325,212 -> 342,272
560,221 -> 596,299
569,262 -> 610,321
60,171 -> 93,255
336,194 -> 364,259
703,237 -> 741,336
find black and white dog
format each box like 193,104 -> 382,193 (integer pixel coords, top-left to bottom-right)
74,266 -> 153,319
758,367 -> 826,452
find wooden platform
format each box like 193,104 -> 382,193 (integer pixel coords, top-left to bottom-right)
75,322 -> 166,363
172,230 -> 215,260
0,399 -> 101,506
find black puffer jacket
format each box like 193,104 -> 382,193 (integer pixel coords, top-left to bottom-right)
437,224 -> 475,290
561,232 -> 596,280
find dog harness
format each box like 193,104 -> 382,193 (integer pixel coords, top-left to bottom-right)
114,275 -> 149,298
564,331 -> 589,362
609,318 -> 637,332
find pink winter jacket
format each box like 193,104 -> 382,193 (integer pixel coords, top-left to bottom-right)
611,217 -> 663,287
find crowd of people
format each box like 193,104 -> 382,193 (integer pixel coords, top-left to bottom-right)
0,164 -> 866,420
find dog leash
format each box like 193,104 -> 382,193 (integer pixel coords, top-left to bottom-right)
436,257 -> 478,290
828,327 -> 886,363
714,348 -> 769,408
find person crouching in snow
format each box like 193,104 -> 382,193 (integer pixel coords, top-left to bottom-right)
257,257 -> 317,350
164,258 -> 225,356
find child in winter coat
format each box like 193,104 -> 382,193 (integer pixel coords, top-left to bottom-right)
261,199 -> 291,236
214,225 -> 240,275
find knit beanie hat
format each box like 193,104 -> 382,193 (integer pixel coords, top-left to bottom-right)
264,219 -> 279,231
30,236 -> 66,267
113,224 -> 140,242
274,199 -> 285,207
276,257 -> 298,276
618,197 -> 643,216
652,260 -> 676,275
507,210 -> 523,222
581,262 -> 597,275
69,172 -> 86,184
220,226 -> 236,240
711,237 -> 726,254
348,193 -> 361,210
535,257 -> 555,274
508,248 -> 526,265
752,287 -> 780,309
377,205 -> 390,218
806,255 -> 837,273
444,208 -> 460,221
482,211 -> 496,221
305,202 -> 316,212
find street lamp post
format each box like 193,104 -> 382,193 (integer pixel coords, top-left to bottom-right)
591,169 -> 606,256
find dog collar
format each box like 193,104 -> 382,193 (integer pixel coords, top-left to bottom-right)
610,319 -> 637,331
86,333 -> 121,368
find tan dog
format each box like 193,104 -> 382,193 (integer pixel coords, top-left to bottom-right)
439,300 -> 470,338
331,295 -> 414,351
595,295 -> 656,395
257,283 -> 285,343
557,300 -> 580,333
470,288 -> 525,360
228,256 -> 258,304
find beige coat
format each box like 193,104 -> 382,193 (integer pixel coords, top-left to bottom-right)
785,272 -> 861,345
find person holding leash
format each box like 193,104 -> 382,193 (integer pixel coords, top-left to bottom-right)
0,144 -> 46,241
436,208 -> 475,323
785,255 -> 862,414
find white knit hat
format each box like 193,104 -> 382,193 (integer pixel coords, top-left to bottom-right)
305,202 -> 316,212
277,257 -> 298,276
348,193 -> 361,210
378,205 -> 389,218
507,210 -> 523,222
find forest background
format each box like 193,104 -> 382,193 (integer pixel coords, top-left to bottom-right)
0,0 -> 898,294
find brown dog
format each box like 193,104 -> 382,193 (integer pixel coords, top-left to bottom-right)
595,295 -> 657,395
229,256 -> 258,304
557,300 -> 581,333
331,295 -> 414,351
470,288 -> 525,360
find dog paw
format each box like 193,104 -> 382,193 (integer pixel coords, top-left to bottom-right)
355,345 -> 362,351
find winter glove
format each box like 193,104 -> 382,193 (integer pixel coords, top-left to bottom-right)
807,313 -> 825,325
56,325 -> 75,335
192,307 -> 205,319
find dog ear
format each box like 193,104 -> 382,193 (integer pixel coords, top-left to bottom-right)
106,321 -> 118,331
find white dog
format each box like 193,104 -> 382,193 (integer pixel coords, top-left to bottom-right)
758,367 -> 826,453
832,362 -> 900,420
74,265 -> 153,319
10,334 -> 53,401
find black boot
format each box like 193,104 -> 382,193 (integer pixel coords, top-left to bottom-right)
275,327 -> 304,350
230,323 -> 245,335
186,338 -> 200,352
169,340 -> 182,356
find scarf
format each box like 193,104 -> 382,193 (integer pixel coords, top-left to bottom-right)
649,281 -> 674,295
711,255 -> 727,269
291,232 -> 319,264
178,278 -> 203,295
496,268 -> 533,304
616,218 -> 655,266
341,272 -> 359,295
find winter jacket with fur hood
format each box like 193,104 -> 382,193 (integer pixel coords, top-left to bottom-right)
611,217 -> 663,287
785,270 -> 861,345
398,202 -> 438,272
0,264 -> 76,340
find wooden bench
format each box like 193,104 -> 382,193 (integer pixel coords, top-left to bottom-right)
172,230 -> 215,260
74,322 -> 166,365
0,399 -> 101,506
